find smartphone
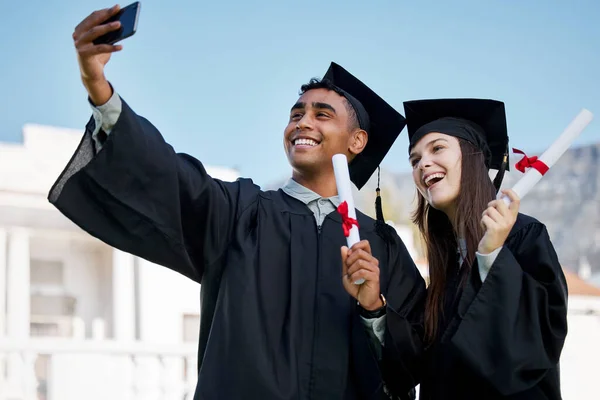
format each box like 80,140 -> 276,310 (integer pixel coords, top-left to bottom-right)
93,2 -> 141,45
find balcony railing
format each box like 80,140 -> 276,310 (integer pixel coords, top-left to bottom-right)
0,338 -> 198,400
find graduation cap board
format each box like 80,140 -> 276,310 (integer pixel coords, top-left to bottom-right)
322,62 -> 407,190
403,98 -> 510,190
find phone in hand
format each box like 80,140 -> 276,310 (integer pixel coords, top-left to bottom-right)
93,2 -> 141,45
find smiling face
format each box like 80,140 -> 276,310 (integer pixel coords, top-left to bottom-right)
409,132 -> 462,215
284,88 -> 366,178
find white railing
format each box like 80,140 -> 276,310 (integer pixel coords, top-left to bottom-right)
0,338 -> 198,400
29,315 -> 75,338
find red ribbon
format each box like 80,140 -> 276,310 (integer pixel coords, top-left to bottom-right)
513,148 -> 549,175
337,201 -> 359,237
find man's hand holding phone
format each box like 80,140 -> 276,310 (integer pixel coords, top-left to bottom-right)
72,3 -> 140,106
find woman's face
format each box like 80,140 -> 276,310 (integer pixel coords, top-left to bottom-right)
409,132 -> 462,215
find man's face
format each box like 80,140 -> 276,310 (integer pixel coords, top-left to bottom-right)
284,88 -> 360,175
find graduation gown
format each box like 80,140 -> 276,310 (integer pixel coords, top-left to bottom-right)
48,98 -> 426,400
397,213 -> 567,400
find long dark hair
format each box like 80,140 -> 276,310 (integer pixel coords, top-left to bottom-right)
412,139 -> 496,343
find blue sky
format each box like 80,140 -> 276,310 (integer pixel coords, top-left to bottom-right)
1,0 -> 599,187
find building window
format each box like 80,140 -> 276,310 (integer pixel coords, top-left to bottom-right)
30,259 -> 76,337
31,259 -> 64,287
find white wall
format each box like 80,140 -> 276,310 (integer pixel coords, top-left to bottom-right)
138,260 -> 200,345
561,315 -> 600,399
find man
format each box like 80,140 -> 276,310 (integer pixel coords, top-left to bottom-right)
50,5 -> 426,399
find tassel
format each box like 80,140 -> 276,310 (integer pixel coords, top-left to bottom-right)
374,167 -> 395,243
492,149 -> 509,193
375,188 -> 384,221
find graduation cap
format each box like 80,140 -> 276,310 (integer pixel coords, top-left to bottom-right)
321,62 -> 406,239
322,63 -> 407,190
403,98 -> 510,190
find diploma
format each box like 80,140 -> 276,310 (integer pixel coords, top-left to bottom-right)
332,154 -> 364,285
500,109 -> 594,205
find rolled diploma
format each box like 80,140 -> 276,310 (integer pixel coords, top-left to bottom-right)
500,108 -> 594,205
332,154 -> 364,284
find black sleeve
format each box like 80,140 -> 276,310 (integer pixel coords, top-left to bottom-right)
450,221 -> 568,395
49,97 -> 257,283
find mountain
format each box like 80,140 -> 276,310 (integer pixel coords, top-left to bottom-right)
500,142 -> 600,273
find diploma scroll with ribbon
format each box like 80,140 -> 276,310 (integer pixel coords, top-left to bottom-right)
499,109 -> 594,205
332,154 -> 364,285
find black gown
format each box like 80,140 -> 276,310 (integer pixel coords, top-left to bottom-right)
48,97 -> 427,400
386,213 -> 568,400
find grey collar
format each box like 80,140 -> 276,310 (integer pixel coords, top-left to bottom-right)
281,178 -> 341,207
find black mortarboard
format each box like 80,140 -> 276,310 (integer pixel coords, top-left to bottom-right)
403,98 -> 510,190
322,62 -> 406,190
320,62 -> 406,240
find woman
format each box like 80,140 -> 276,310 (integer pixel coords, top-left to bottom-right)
392,98 -> 568,399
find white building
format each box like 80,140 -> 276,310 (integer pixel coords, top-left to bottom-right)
0,124 -> 239,400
